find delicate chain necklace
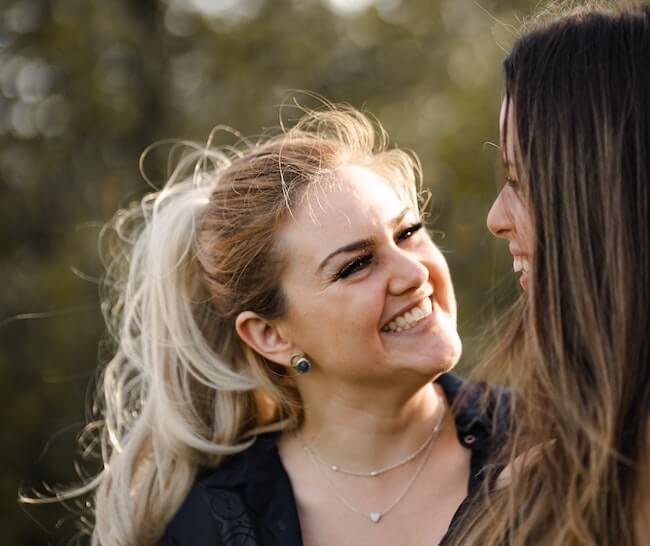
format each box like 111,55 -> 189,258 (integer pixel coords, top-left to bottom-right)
299,401 -> 446,524
302,411 -> 443,477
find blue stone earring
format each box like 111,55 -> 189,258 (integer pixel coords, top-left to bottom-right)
290,352 -> 312,374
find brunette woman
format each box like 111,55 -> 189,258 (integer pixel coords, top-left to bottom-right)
450,4 -> 650,546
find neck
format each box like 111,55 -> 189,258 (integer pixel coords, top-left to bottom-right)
295,379 -> 446,471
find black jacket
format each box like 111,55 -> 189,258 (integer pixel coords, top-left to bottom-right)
163,373 -> 509,546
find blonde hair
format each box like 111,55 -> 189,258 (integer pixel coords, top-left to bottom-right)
22,101 -> 424,546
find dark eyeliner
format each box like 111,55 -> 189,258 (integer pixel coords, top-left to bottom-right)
503,175 -> 519,189
397,222 -> 424,241
333,222 -> 423,281
334,253 -> 373,280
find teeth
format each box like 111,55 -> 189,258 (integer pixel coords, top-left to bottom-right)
411,307 -> 424,320
381,299 -> 433,333
513,256 -> 530,273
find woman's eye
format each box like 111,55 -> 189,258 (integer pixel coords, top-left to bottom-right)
396,222 -> 424,242
335,254 -> 373,280
504,176 -> 519,190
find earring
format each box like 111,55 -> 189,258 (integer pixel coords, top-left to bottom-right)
290,352 -> 312,374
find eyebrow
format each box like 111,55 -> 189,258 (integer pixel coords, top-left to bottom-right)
500,95 -> 519,178
317,207 -> 412,273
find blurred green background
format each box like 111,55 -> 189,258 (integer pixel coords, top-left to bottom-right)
1,0 -> 532,543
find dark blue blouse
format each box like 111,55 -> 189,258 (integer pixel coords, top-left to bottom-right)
163,373 -> 509,546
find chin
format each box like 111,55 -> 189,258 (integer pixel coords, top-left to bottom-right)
402,337 -> 463,379
448,332 -> 463,366
429,333 -> 463,376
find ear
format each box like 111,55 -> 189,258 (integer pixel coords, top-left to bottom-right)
235,310 -> 293,368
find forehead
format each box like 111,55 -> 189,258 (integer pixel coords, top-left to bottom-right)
279,165 -> 411,263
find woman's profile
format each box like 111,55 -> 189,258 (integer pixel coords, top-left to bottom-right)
22,101 -> 507,545
449,3 -> 650,546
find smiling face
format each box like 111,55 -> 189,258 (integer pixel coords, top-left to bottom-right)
487,97 -> 533,290
275,164 -> 461,385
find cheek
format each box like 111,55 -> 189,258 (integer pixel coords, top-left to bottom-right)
511,196 -> 533,244
334,282 -> 385,332
290,285 -> 383,345
314,288 -> 388,363
294,291 -> 386,369
420,238 -> 449,281
430,250 -> 456,313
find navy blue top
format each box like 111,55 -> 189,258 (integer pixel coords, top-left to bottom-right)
163,373 -> 509,546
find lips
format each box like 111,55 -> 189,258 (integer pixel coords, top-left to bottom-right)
519,271 -> 529,290
510,252 -> 530,290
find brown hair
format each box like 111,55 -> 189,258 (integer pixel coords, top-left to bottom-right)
452,3 -> 650,545
193,106 -> 423,431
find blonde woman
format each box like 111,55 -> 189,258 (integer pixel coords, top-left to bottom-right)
447,4 -> 650,546
24,104 -> 507,546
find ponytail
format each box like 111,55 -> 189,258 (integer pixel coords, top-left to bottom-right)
21,103 -> 424,546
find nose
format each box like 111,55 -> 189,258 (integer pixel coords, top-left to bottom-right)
387,246 -> 429,296
487,189 -> 512,239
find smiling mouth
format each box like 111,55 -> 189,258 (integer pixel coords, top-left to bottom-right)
513,256 -> 530,273
381,298 -> 433,333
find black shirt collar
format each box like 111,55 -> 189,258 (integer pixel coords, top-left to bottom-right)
173,373 -> 509,546
199,372 -> 501,496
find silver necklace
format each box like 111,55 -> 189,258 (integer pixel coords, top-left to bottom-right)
299,403 -> 446,524
302,412 -> 443,477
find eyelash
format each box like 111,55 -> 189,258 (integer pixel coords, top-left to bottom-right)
504,175 -> 519,189
334,222 -> 424,280
397,222 -> 424,242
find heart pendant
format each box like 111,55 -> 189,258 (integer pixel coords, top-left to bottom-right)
370,512 -> 382,523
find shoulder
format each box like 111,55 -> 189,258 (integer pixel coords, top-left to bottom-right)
162,433 -> 281,546
436,372 -> 511,455
162,479 -> 225,546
